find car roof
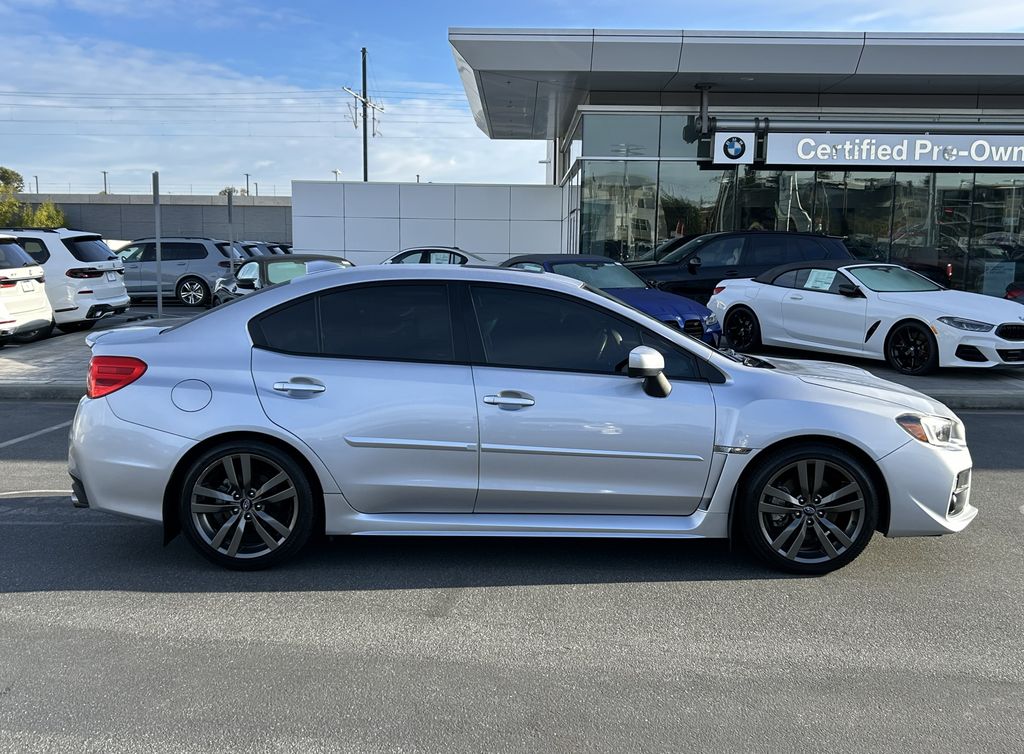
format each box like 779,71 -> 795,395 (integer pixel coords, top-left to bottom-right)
753,259 -> 891,284
130,236 -> 226,243
503,254 -> 622,267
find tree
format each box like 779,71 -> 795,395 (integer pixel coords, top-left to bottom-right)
26,201 -> 66,228
0,192 -> 21,226
0,166 -> 24,193
218,186 -> 248,196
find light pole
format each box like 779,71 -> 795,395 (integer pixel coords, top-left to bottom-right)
244,173 -> 251,196
254,182 -> 259,197
33,176 -> 39,194
332,169 -> 342,182
102,170 -> 108,194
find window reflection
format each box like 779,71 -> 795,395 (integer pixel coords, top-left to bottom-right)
656,163 -> 734,244
581,160 -> 658,260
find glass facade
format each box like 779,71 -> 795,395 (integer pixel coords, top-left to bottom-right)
566,112 -> 1024,295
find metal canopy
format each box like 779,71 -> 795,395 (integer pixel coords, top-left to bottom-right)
449,28 -> 1024,140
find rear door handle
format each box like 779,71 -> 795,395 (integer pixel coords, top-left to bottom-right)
273,380 -> 326,395
788,294 -> 804,301
483,391 -> 535,410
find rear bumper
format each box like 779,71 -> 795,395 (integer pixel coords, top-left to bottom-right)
55,293 -> 130,324
69,396 -> 191,523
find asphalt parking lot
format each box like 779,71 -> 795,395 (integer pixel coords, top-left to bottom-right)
1,401 -> 1023,752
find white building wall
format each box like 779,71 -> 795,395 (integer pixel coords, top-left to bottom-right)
292,181 -> 563,265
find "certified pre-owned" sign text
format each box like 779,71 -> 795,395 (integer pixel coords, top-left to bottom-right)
765,132 -> 1024,168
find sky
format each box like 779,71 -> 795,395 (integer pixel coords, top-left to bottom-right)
1,0 -> 1023,196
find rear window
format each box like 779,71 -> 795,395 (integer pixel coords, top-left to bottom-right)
0,241 -> 34,269
62,237 -> 117,263
216,242 -> 243,259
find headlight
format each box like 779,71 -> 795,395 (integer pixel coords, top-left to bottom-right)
937,316 -> 993,332
703,313 -> 718,328
896,414 -> 966,448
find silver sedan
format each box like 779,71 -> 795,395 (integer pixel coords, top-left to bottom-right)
69,265 -> 976,573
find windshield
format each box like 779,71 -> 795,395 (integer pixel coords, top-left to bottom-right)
62,237 -> 116,263
847,265 -> 942,292
659,236 -> 711,265
0,241 -> 34,268
550,261 -> 646,289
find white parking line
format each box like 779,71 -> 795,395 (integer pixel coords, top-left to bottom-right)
0,420 -> 72,449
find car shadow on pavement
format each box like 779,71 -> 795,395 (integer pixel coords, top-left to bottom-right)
0,497 -> 795,593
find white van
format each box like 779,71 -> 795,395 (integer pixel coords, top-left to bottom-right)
1,228 -> 130,333
0,234 -> 53,344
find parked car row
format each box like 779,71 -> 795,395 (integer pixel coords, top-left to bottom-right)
0,227 -> 131,345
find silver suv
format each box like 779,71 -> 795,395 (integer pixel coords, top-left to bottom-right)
118,237 -> 242,306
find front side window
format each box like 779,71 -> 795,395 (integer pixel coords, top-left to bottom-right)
549,261 -> 646,289
320,284 -> 454,362
118,244 -> 143,262
801,268 -> 842,293
691,236 -> 745,267
62,237 -> 116,262
847,265 -> 941,292
18,238 -> 50,264
470,285 -> 641,374
743,235 -> 790,267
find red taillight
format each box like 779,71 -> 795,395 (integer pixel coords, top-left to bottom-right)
713,286 -> 726,295
1008,288 -> 1023,300
946,263 -> 953,280
66,268 -> 104,279
87,356 -> 147,399
0,277 -> 14,289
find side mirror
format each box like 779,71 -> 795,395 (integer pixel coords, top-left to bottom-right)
627,346 -> 672,398
645,279 -> 662,290
687,257 -> 702,273
236,277 -> 257,290
837,283 -> 862,298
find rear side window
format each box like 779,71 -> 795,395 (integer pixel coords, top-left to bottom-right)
791,236 -> 844,261
251,297 -> 318,354
63,237 -> 116,262
163,242 -> 207,262
216,242 -> 242,259
743,236 -> 789,266
771,269 -> 801,288
18,239 -> 50,264
0,242 -> 34,268
319,284 -> 454,362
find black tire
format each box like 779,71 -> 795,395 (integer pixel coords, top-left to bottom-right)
57,320 -> 96,334
737,444 -> 879,575
176,277 -> 210,307
11,320 -> 54,343
179,441 -> 315,570
885,320 -> 939,375
724,306 -> 762,351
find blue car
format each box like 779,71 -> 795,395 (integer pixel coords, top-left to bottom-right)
501,254 -> 721,346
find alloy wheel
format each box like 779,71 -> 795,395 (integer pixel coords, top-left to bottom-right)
725,309 -> 756,349
756,459 -> 866,565
179,280 -> 206,306
190,453 -> 299,559
888,324 -> 932,374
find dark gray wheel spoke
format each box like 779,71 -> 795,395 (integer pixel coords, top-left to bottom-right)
192,501 -> 232,514
770,518 -> 803,551
253,472 -> 288,499
811,519 -> 840,559
259,486 -> 296,505
250,516 -> 279,551
210,513 -> 241,549
226,518 -> 247,557
819,482 -> 859,506
194,486 -> 235,503
239,454 -> 252,491
818,498 -> 864,513
817,516 -> 855,548
759,501 -> 795,515
764,486 -> 799,506
785,523 -> 809,559
256,510 -> 291,537
222,457 -> 241,490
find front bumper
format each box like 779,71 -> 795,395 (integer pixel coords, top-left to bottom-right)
69,396 -> 192,523
878,438 -> 976,537
937,327 -> 1024,367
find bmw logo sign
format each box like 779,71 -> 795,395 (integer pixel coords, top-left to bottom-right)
723,136 -> 746,160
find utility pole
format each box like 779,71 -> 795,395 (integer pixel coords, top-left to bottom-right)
254,182 -> 259,197
342,48 -> 383,183
102,170 -> 108,194
332,169 -> 342,181
153,172 -> 163,319
244,173 -> 251,196
33,176 -> 38,193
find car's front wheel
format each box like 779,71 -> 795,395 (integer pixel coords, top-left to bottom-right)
178,441 -> 316,570
724,306 -> 762,351
738,444 -> 879,574
885,321 -> 939,375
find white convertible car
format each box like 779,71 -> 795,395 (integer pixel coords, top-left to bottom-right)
710,261 -> 1024,375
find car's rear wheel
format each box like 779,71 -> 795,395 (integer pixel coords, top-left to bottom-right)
176,277 -> 210,307
724,306 -> 762,351
57,320 -> 96,334
738,444 -> 878,574
12,320 -> 54,343
885,320 -> 939,375
179,442 -> 315,570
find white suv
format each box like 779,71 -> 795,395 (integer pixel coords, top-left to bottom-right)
1,228 -> 130,333
0,234 -> 53,344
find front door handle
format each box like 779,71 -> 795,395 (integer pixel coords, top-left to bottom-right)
273,380 -> 326,395
723,270 -> 739,278
483,391 -> 535,410
788,294 -> 804,301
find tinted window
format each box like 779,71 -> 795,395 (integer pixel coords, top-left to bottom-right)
320,284 -> 454,362
743,235 -> 789,266
396,252 -> 425,264
772,269 -> 800,288
252,297 -> 318,354
139,244 -> 157,263
18,239 -> 49,264
640,331 -> 699,381
690,236 -> 744,267
471,285 -> 641,374
119,244 -> 144,262
63,238 -> 116,262
792,236 -> 837,261
426,251 -> 453,264
0,242 -> 34,268
216,242 -> 242,259
510,262 -> 544,272
550,261 -> 646,289
163,242 -> 206,262
266,261 -> 309,285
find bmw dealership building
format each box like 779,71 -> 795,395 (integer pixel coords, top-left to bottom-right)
449,28 -> 1024,296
